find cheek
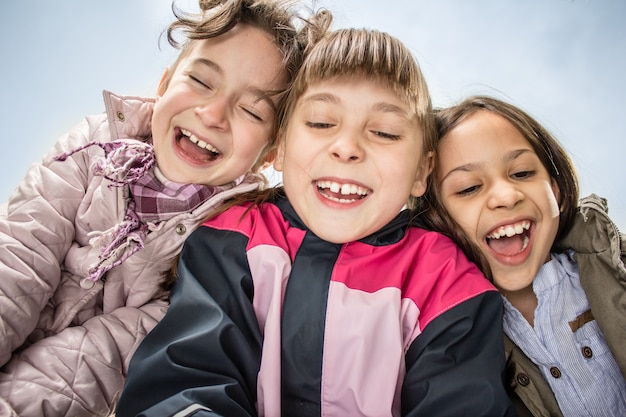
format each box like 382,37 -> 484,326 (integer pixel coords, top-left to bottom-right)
282,134 -> 315,171
440,194 -> 463,221
237,126 -> 272,156
376,151 -> 419,184
150,100 -> 169,140
150,117 -> 168,155
542,182 -> 562,219
443,199 -> 480,239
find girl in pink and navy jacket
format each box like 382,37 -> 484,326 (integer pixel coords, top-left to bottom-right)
117,27 -> 516,417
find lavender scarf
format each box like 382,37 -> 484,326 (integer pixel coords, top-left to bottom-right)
56,139 -> 233,281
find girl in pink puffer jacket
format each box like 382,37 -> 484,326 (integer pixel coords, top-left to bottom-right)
0,1 -> 330,415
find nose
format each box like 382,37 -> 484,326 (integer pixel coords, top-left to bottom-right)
194,96 -> 229,130
486,179 -> 523,210
328,132 -> 365,162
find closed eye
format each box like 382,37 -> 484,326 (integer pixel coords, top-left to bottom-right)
306,121 -> 334,129
189,75 -> 212,90
373,130 -> 401,140
242,107 -> 263,122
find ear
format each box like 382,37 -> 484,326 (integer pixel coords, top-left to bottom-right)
273,130 -> 286,172
259,147 -> 278,170
410,151 -> 434,197
156,67 -> 170,98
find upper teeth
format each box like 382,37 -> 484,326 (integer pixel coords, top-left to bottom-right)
181,129 -> 219,154
316,180 -> 369,196
487,220 -> 531,239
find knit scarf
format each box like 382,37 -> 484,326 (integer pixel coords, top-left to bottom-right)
55,139 -> 234,281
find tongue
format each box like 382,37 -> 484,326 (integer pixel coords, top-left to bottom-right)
488,235 -> 525,256
179,136 -> 217,161
322,189 -> 359,201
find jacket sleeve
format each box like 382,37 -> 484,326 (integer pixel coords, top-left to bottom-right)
0,300 -> 165,416
401,291 -> 518,417
0,116 -> 104,366
116,226 -> 263,417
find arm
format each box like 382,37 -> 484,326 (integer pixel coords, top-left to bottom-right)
401,292 -> 517,417
0,300 -> 165,416
116,226 -> 263,417
0,117 -> 101,366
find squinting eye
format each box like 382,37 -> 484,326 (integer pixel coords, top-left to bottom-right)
243,107 -> 263,122
305,121 -> 334,129
189,75 -> 211,89
373,130 -> 401,140
512,170 -> 534,179
457,184 -> 480,196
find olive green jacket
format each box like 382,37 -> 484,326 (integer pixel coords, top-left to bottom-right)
505,194 -> 626,417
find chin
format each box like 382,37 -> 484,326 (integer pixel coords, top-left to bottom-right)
323,229 -> 372,244
161,169 -> 191,184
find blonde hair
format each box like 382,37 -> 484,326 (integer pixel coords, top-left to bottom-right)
280,28 -> 432,130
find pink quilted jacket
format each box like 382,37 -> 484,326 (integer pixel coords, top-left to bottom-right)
0,91 -> 262,416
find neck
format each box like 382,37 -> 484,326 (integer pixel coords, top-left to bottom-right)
503,285 -> 538,327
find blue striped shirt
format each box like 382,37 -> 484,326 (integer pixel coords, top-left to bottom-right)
503,251 -> 626,417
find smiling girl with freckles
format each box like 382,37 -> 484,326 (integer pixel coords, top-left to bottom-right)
118,28 -> 515,417
426,95 -> 626,417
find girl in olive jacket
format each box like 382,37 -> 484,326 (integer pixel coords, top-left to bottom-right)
428,95 -> 626,417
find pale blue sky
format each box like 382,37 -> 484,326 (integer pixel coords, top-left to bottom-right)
1,0 -> 625,227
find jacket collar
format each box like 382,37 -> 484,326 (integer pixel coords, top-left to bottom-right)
273,189 -> 413,247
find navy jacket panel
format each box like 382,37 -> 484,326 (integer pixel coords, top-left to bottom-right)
403,291 -> 516,417
117,226 -> 261,417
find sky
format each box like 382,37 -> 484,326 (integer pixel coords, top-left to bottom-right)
1,0 -> 625,228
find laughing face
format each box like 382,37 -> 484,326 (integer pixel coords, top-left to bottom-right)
151,23 -> 288,186
436,110 -> 561,295
274,76 -> 432,244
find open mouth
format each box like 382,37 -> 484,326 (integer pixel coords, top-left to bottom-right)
177,128 -> 221,161
315,180 -> 370,203
486,220 -> 531,256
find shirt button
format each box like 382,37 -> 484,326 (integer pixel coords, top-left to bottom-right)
549,366 -> 562,379
116,111 -> 125,122
516,373 -> 530,386
581,346 -> 593,359
175,224 -> 187,235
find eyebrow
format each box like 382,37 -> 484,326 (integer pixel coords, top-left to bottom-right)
301,92 -> 409,118
192,58 -> 223,75
301,92 -> 340,105
372,102 -> 410,118
440,148 -> 533,183
190,58 -> 279,112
